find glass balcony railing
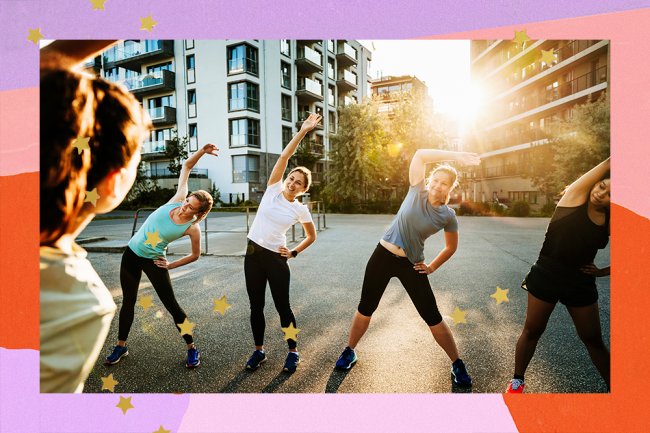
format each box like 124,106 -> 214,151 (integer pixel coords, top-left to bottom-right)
142,140 -> 168,154
342,69 -> 357,85
341,43 -> 357,59
112,40 -> 167,62
147,106 -> 173,120
121,70 -> 174,92
297,78 -> 322,96
146,167 -> 208,179
297,45 -> 322,65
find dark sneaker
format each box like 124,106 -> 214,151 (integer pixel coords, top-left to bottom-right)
335,346 -> 358,370
186,347 -> 200,368
104,345 -> 129,365
451,359 -> 472,387
505,378 -> 525,393
283,351 -> 300,373
245,350 -> 267,370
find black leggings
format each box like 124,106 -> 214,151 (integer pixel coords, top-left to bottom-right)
118,246 -> 193,344
244,240 -> 297,349
357,243 -> 443,326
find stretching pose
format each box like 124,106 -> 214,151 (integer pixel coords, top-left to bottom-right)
244,113 -> 321,373
105,144 -> 218,368
40,65 -> 150,392
506,158 -> 610,393
335,149 -> 480,388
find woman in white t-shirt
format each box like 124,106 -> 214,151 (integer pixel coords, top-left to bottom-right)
244,113 -> 322,373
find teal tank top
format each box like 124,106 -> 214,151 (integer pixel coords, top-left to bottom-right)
128,202 -> 195,259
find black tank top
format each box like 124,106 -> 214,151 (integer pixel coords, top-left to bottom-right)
538,199 -> 609,270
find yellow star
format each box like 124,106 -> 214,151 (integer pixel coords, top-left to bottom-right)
281,323 -> 300,341
490,286 -> 510,305
89,0 -> 106,10
144,230 -> 162,249
153,426 -> 171,433
27,28 -> 44,45
213,295 -> 232,315
513,30 -> 531,47
71,136 -> 91,154
138,295 -> 154,311
84,188 -> 100,207
140,15 -> 157,32
540,49 -> 557,66
450,307 -> 467,325
177,318 -> 196,336
116,396 -> 134,414
101,373 -> 119,392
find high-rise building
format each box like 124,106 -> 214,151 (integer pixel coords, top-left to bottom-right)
466,39 -> 609,208
95,40 -> 372,203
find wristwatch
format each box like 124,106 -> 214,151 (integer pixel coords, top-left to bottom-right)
291,250 -> 298,258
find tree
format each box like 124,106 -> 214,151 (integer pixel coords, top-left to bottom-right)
323,102 -> 392,204
292,138 -> 321,171
527,94 -> 610,199
165,131 -> 189,177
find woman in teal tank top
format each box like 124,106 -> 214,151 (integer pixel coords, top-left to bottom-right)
104,144 -> 218,369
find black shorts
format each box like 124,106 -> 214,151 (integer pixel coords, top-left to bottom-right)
521,258 -> 598,307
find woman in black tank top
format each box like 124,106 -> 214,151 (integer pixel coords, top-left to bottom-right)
505,158 -> 610,394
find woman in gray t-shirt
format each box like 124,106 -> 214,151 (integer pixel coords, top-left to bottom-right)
334,148 -> 480,387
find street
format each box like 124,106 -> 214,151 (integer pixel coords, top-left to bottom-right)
83,213 -> 610,394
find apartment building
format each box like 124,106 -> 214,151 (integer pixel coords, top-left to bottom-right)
370,75 -> 432,115
465,39 -> 609,208
95,39 -> 372,203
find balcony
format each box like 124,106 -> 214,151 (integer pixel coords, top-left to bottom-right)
336,42 -> 357,66
296,46 -> 322,73
82,56 -> 102,73
497,65 -> 608,121
336,69 -> 357,91
147,106 -> 176,126
296,111 -> 324,130
107,40 -> 174,72
141,139 -> 171,160
146,167 -> 208,179
296,77 -> 323,102
121,70 -> 176,98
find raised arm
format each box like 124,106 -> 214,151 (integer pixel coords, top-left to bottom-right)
268,113 -> 322,186
168,143 -> 219,203
558,157 -> 610,207
409,149 -> 481,186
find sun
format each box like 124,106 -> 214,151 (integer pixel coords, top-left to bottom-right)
454,81 -> 486,136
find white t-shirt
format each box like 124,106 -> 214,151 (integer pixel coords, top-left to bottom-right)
40,244 -> 116,393
247,182 -> 313,252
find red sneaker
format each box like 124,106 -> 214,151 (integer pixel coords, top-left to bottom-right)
505,378 -> 525,393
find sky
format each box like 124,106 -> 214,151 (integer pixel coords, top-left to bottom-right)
358,40 -> 484,130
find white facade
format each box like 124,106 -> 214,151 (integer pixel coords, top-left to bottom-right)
99,39 -> 372,203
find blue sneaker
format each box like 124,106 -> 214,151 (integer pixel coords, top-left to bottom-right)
283,351 -> 300,373
335,346 -> 358,370
451,359 -> 472,387
186,347 -> 200,368
104,345 -> 129,365
246,350 -> 267,370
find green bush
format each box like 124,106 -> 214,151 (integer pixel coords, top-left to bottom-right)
536,202 -> 556,217
509,201 -> 531,217
120,188 -> 176,210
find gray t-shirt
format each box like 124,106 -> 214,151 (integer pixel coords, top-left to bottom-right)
382,180 -> 458,264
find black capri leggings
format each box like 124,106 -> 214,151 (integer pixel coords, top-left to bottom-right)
244,240 -> 297,349
357,243 -> 443,326
118,246 -> 193,344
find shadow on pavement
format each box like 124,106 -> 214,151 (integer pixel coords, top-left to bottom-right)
219,369 -> 252,392
324,368 -> 351,393
261,372 -> 292,393
451,380 -> 474,393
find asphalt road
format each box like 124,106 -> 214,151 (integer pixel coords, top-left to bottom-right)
83,214 -> 610,394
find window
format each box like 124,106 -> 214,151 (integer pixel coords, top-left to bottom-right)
281,94 -> 292,121
281,61 -> 291,89
327,58 -> 335,80
232,155 -> 260,183
188,89 -> 197,118
104,67 -> 118,81
186,54 -> 195,83
282,127 -> 293,149
147,62 -> 173,73
227,44 -> 258,75
328,86 -> 335,107
148,95 -> 174,119
189,124 -> 198,152
228,81 -> 259,112
328,111 -> 336,133
229,118 -> 260,148
327,40 -> 335,53
508,191 -> 538,204
185,40 -> 194,50
280,40 -> 291,57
